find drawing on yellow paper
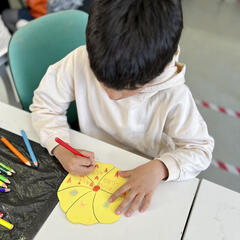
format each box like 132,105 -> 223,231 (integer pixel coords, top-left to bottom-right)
57,162 -> 127,225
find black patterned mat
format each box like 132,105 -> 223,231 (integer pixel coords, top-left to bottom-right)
0,128 -> 66,240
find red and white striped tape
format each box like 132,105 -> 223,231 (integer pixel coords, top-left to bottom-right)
212,159 -> 240,176
195,99 -> 240,119
194,100 -> 240,175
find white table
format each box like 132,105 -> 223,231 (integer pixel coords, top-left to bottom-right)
183,179 -> 240,240
0,101 -> 199,240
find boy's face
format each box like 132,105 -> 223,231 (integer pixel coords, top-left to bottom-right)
100,83 -> 146,100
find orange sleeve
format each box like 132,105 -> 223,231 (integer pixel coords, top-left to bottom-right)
26,0 -> 48,18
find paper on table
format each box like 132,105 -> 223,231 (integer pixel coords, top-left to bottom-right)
57,162 -> 127,225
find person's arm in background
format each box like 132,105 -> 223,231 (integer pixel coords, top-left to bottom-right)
30,50 -> 95,175
26,0 -> 47,18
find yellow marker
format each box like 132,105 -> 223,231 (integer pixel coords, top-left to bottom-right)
0,180 -> 7,188
0,218 -> 14,230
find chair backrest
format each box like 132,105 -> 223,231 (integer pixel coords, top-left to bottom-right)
8,10 -> 88,124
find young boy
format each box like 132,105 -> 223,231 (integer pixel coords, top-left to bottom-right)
30,0 -> 214,217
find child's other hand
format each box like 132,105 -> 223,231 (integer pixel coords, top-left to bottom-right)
53,145 -> 95,176
109,160 -> 168,217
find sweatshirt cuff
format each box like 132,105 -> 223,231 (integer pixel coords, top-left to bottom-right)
157,155 -> 181,181
45,134 -> 70,155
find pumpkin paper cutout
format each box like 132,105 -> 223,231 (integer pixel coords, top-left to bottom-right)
57,162 -> 127,225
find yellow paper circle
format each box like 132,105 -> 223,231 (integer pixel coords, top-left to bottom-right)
57,162 -> 127,225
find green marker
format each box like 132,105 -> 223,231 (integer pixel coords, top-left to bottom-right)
0,162 -> 15,174
0,174 -> 10,184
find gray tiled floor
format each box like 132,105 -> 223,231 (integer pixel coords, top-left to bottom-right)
0,0 -> 240,192
180,0 -> 240,192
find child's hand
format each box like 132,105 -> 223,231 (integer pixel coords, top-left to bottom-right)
109,160 -> 168,217
53,145 -> 95,176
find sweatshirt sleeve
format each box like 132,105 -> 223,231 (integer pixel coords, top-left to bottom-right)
157,86 -> 214,181
29,52 -> 76,155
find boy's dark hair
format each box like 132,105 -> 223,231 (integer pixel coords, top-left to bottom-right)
86,0 -> 183,90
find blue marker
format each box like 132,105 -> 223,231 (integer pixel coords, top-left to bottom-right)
20,130 -> 38,168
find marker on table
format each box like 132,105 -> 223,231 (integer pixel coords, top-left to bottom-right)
55,137 -> 94,166
0,136 -> 31,167
20,130 -> 38,168
0,174 -> 10,184
0,162 -> 16,174
0,180 -> 7,188
0,212 -> 3,218
0,166 -> 12,176
0,187 -> 10,193
0,218 -> 14,230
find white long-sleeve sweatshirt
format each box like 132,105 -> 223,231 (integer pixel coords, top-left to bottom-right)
30,46 -> 214,181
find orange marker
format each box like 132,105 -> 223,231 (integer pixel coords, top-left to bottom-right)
1,137 -> 31,167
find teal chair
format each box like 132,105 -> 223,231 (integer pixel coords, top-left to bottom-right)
8,10 -> 88,127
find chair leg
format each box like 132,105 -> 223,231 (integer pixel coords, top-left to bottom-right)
0,55 -> 22,108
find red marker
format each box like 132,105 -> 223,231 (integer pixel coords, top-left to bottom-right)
55,138 -> 88,158
55,138 -> 94,166
0,212 -> 3,218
